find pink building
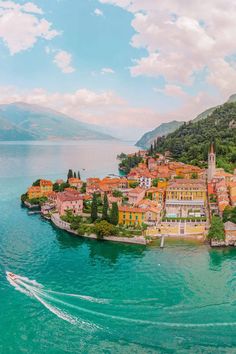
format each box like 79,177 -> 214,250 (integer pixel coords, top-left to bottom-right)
108,195 -> 122,207
128,187 -> 146,205
56,191 -> 83,216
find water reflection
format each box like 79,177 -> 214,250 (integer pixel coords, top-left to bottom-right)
55,226 -> 146,265
209,248 -> 236,269
87,239 -> 146,265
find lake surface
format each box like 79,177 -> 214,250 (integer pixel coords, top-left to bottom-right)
1,140 -> 236,353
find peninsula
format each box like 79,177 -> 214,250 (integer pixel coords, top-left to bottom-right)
21,142 -> 236,247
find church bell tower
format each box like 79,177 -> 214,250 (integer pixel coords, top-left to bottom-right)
208,143 -> 216,181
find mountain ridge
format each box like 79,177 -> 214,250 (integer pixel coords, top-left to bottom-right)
136,94 -> 236,148
0,102 -> 115,141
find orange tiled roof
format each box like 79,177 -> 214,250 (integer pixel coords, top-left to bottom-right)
68,178 -> 82,184
119,206 -> 145,213
57,191 -> 82,202
128,187 -> 145,195
167,179 -> 206,189
28,186 -> 41,192
40,179 -> 53,186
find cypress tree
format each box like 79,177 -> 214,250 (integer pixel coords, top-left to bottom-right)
150,143 -> 154,155
67,169 -> 73,181
78,171 -> 81,179
91,193 -> 98,222
110,202 -> 119,225
102,192 -> 109,221
73,171 -> 76,178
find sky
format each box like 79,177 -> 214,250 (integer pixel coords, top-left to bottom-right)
0,0 -> 236,139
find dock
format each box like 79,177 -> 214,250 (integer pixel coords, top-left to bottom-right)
28,210 -> 41,215
160,235 -> 165,248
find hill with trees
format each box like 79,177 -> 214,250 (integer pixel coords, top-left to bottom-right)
136,94 -> 236,149
149,102 -> 236,172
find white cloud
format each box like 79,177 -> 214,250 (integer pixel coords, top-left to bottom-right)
100,0 -> 236,100
0,84 -> 226,140
0,1 -> 59,54
101,67 -> 115,74
94,8 -> 103,16
53,50 -> 75,74
155,84 -> 188,98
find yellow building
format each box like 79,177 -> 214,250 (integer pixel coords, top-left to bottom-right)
28,186 -> 42,199
166,179 -> 207,201
40,180 -> 53,196
27,179 -> 53,199
157,180 -> 168,189
146,187 -> 164,204
119,206 -> 145,226
165,179 -> 207,218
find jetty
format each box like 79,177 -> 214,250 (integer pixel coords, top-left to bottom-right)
160,235 -> 165,248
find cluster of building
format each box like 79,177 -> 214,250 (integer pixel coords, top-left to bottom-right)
28,180 -> 54,199
26,144 -> 236,241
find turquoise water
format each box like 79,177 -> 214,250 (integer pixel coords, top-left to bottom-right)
1,141 -> 236,353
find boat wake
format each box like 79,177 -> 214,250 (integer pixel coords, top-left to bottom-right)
6,271 -> 236,331
6,272 -> 101,330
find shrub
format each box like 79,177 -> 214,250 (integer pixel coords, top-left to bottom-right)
92,220 -> 118,239
208,216 -> 225,241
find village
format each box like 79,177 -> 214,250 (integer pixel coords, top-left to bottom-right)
22,144 -> 236,246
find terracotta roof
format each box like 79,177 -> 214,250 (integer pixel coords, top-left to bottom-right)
119,206 -> 145,213
128,187 -> 145,195
167,179 -> 206,189
40,179 -> 53,186
68,178 -> 82,184
57,191 -> 83,202
28,186 -> 41,192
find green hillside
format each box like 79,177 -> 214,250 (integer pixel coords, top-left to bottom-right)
152,102 -> 236,172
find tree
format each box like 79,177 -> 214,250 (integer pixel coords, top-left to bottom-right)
67,169 -> 73,181
59,182 -> 70,192
78,171 -> 81,179
110,202 -> 119,225
80,182 -> 86,193
73,171 -> 76,178
102,192 -> 109,221
207,216 -> 225,241
91,193 -> 98,222
53,182 -> 60,192
93,220 -> 118,239
191,172 -> 198,179
129,181 -> 139,189
223,206 -> 236,223
152,178 -> 159,187
112,190 -> 123,197
32,179 -> 41,186
223,206 -> 233,222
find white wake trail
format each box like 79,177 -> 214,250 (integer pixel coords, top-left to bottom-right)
6,273 -> 101,331
7,273 -> 236,330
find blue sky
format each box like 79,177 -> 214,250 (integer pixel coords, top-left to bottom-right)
0,0 -> 235,139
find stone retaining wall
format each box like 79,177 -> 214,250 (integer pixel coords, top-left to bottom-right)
51,213 -> 148,245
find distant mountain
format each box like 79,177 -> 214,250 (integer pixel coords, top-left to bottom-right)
136,120 -> 184,148
136,94 -> 236,148
0,102 -> 115,141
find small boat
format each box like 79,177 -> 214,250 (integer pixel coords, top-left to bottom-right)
6,271 -> 17,280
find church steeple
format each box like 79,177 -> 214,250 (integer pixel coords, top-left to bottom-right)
208,143 -> 216,181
